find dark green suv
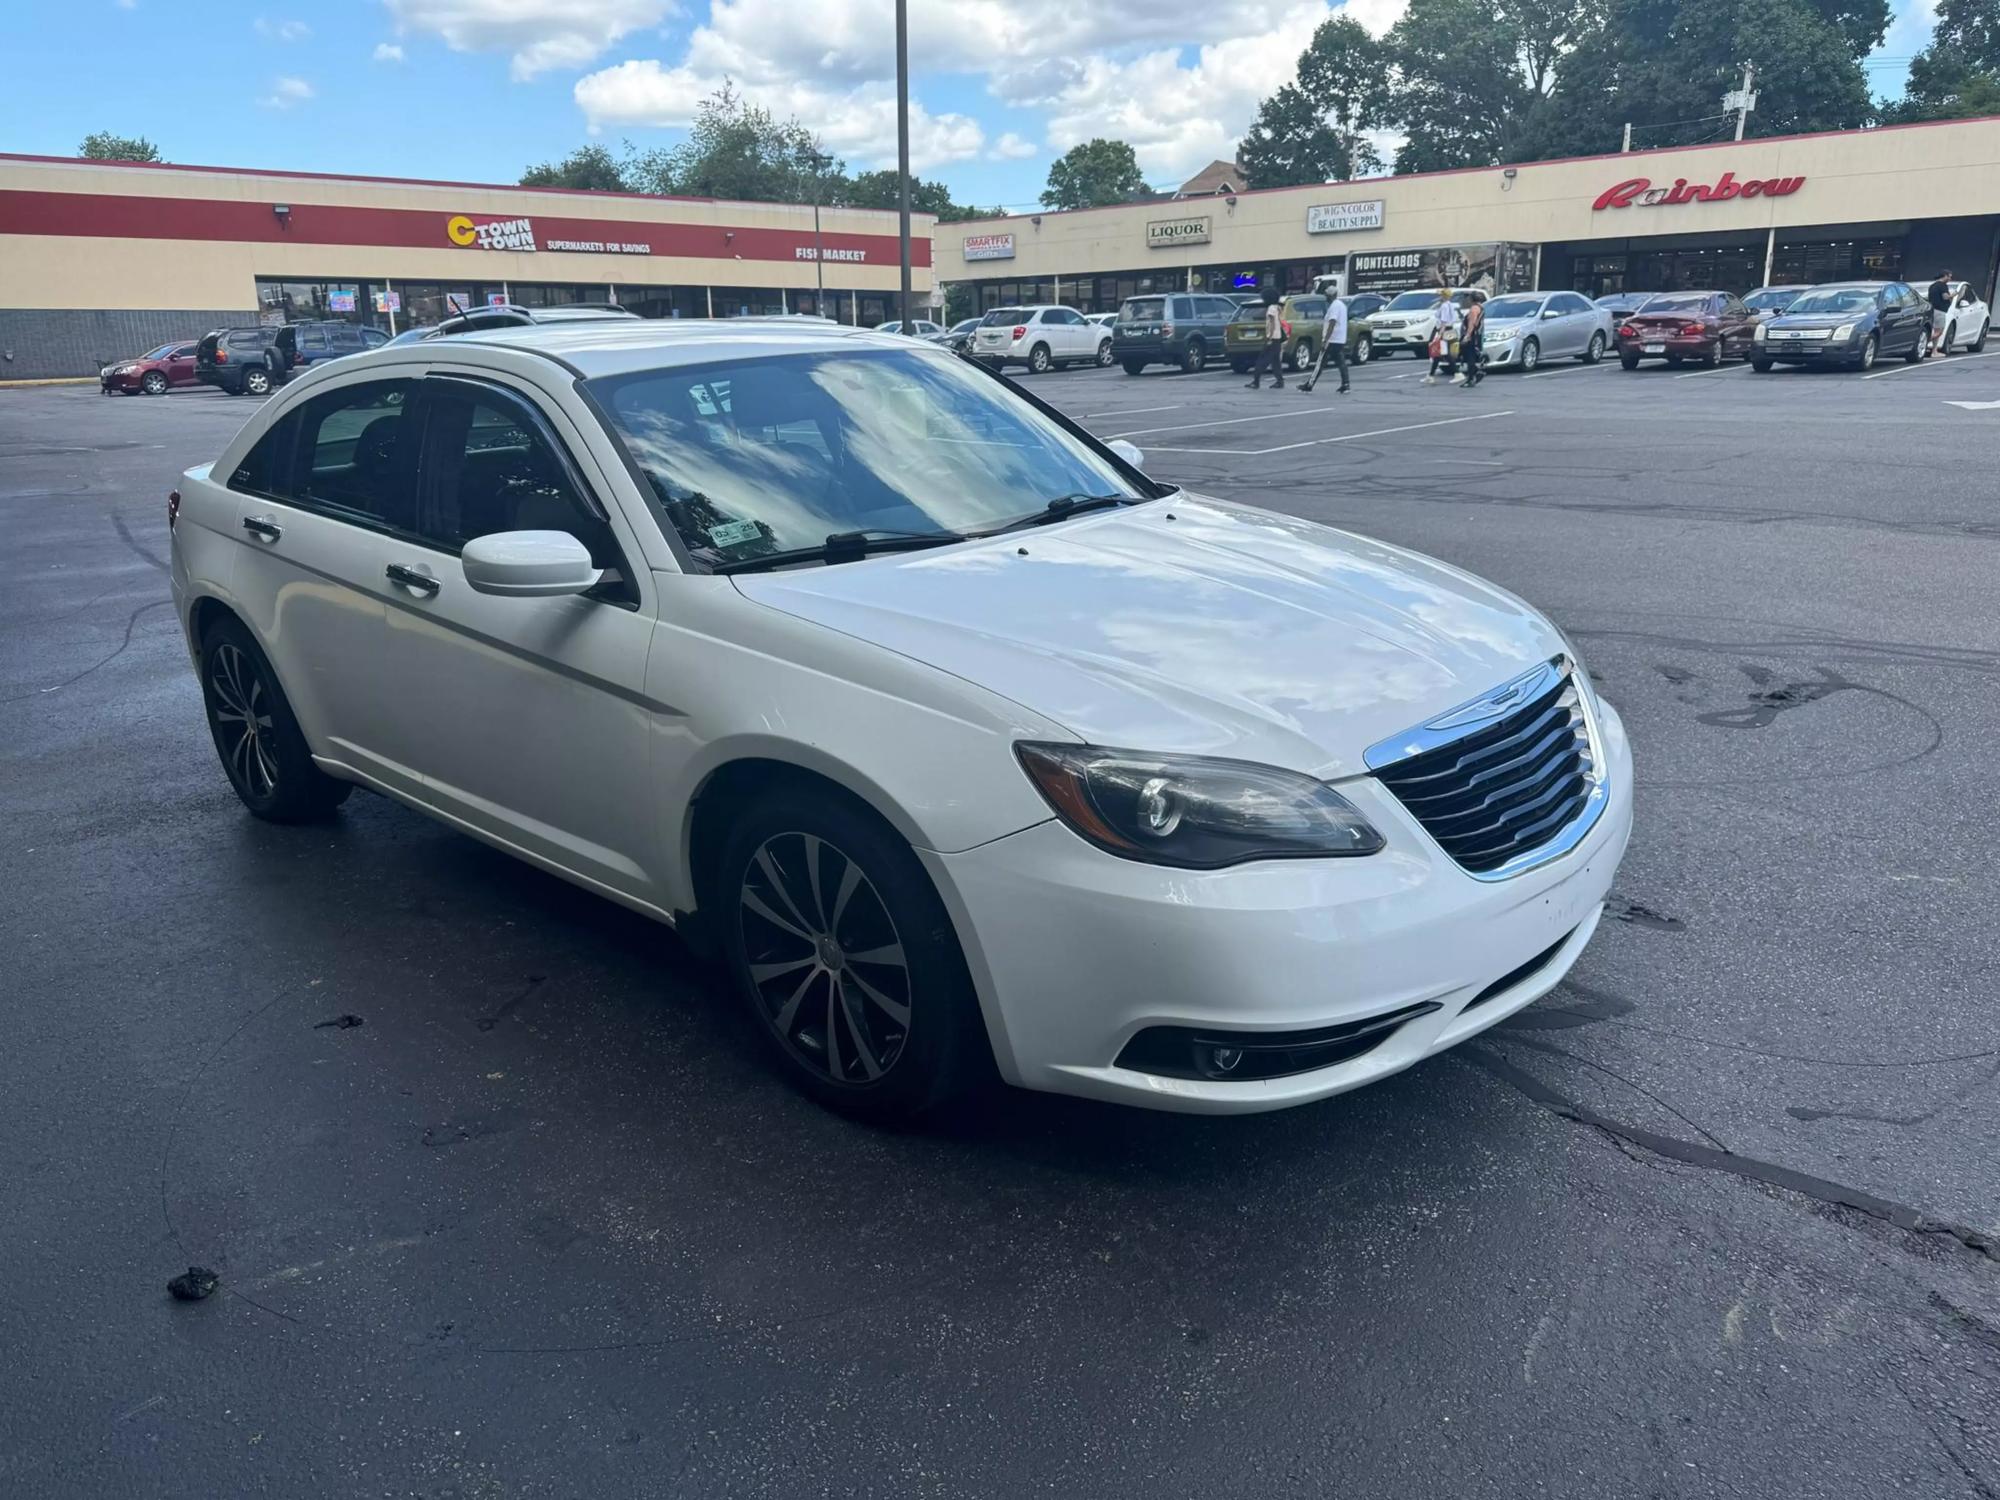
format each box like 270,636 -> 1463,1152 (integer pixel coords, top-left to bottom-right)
1111,292 -> 1244,375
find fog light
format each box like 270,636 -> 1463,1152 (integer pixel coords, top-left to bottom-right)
1203,1045 -> 1243,1076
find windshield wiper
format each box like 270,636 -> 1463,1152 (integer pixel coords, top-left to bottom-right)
975,493 -> 1133,537
710,528 -> 968,575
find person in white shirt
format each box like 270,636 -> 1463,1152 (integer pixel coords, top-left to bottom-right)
1300,295 -> 1351,395
1423,289 -> 1462,385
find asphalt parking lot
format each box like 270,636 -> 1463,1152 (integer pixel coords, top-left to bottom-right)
5,348 -> 2000,1497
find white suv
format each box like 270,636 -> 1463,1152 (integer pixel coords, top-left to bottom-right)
168,320 -> 1630,1121
970,305 -> 1114,372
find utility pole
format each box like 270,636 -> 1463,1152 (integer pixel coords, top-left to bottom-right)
1621,122 -> 1632,153
810,147 -> 827,312
895,0 -> 913,334
1730,61 -> 1757,141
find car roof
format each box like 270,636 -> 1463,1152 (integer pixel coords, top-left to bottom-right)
439,318 -> 950,378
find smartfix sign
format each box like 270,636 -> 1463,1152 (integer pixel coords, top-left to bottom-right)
1593,171 -> 1805,210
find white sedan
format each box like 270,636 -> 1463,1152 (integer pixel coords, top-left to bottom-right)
168,321 -> 1631,1119
1934,281 -> 1991,354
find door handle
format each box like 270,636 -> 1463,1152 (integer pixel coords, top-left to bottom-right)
242,515 -> 282,541
385,563 -> 440,597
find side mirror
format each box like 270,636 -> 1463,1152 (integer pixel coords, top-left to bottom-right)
1542,307 -> 1563,319
1108,438 -> 1145,470
462,530 -> 603,598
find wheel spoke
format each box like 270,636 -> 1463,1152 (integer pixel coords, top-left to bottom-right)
802,834 -> 830,928
749,955 -> 816,987
741,887 -> 812,943
835,978 -> 884,1080
253,737 -> 279,793
846,965 -> 911,1027
755,847 -> 819,937
823,979 -> 846,1081
828,859 -> 863,938
844,942 -> 904,969
772,965 -> 820,1036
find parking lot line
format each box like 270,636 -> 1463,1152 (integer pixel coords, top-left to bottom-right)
1082,404 -> 1185,419
1145,409 -> 1514,456
1673,363 -> 1756,379
1523,363 -> 1613,379
1107,405 -> 1346,439
1862,349 -> 2000,379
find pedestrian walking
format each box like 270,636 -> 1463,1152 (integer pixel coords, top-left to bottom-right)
1299,294 -> 1350,394
1927,269 -> 1954,355
1246,289 -> 1287,389
1456,296 -> 1485,387
1422,289 -> 1461,385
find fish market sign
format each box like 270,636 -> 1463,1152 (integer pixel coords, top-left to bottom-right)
1306,200 -> 1385,234
1147,215 -> 1211,249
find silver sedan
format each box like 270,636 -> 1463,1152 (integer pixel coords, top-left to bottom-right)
1476,291 -> 1615,372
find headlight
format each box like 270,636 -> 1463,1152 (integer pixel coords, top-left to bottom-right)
1016,744 -> 1383,868
1753,323 -> 1767,342
1831,322 -> 1857,340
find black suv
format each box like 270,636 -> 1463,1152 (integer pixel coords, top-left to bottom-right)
1112,292 -> 1243,374
195,327 -> 287,396
430,303 -> 639,337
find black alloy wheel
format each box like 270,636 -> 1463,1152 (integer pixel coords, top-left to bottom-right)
199,617 -> 352,822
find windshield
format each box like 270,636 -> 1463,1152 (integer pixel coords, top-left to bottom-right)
1784,288 -> 1876,315
1482,296 -> 1543,320
950,319 -> 979,333
1385,291 -> 1443,312
588,347 -> 1146,567
1744,289 -> 1800,310
1120,298 -> 1166,322
980,308 -> 1028,326
142,345 -> 176,360
1641,294 -> 1710,314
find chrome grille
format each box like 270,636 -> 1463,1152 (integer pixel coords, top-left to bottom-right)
1368,660 -> 1599,878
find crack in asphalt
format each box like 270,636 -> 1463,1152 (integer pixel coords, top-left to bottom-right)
1786,1055 -> 2000,1127
111,510 -> 171,575
1461,1047 -> 1999,1265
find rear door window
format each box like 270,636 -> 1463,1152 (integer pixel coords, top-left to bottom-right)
279,380 -> 419,530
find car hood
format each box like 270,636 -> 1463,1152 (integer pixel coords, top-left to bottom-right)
732,496 -> 1565,779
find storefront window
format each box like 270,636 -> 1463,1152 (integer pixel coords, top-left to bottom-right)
1770,238 -> 1904,285
256,278 -> 386,330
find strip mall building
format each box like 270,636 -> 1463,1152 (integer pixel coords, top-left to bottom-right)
0,154 -> 934,379
939,118 -> 2000,316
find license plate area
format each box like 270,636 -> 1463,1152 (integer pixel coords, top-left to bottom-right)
1642,342 -> 1665,354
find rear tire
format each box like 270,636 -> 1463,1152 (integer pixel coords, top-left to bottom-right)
243,368 -> 273,396
1181,339 -> 1207,374
1027,343 -> 1052,374
1229,357 -> 1253,374
718,789 -> 986,1121
1971,318 -> 1989,353
1352,335 -> 1372,365
1619,350 -> 1641,371
1121,360 -> 1146,376
1288,339 -> 1314,372
198,615 -> 353,823
1582,331 -> 1606,364
1699,343 -> 1720,368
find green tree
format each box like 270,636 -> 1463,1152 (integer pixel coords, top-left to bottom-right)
1882,0 -> 2000,121
1532,0 -> 1871,158
78,131 -> 160,162
1294,15 -> 1389,173
1237,86 -> 1351,189
1040,138 -> 1149,209
626,81 -> 840,204
1377,0 -> 1559,171
519,144 -> 631,192
841,169 -> 998,222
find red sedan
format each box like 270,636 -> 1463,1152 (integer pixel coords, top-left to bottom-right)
1615,291 -> 1760,369
99,341 -> 201,396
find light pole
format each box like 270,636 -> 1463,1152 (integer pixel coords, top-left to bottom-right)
895,0 -> 913,333
808,146 -> 828,313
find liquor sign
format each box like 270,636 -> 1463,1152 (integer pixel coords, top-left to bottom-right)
962,232 -> 1016,262
1147,216 -> 1211,249
1306,200 -> 1385,234
1593,172 -> 1805,210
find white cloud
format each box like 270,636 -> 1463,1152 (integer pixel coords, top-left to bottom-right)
115,0 -> 137,9
259,75 -> 315,109
254,17 -> 312,41
373,41 -> 405,62
384,0 -> 673,80
575,61 -> 987,169
990,132 -> 1038,161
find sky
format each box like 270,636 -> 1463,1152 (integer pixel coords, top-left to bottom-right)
0,0 -> 1939,210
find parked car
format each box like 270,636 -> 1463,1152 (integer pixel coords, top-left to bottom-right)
100,341 -> 200,396
1744,285 -> 1809,316
1224,293 -> 1330,374
876,319 -> 944,336
384,304 -> 640,346
971,305 -> 1111,372
287,321 -> 390,371
1363,288 -> 1488,358
169,318 -> 1630,1120
194,327 -> 288,396
928,317 -> 983,354
1111,291 -> 1242,374
1933,280 -> 1991,354
1752,281 -> 1935,372
1593,291 -> 1655,317
1086,312 -> 1117,328
1476,291 -> 1613,371
1613,290 -> 1759,369
1335,293 -> 1389,364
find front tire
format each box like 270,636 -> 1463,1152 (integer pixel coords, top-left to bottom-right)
1941,321 -> 1956,355
142,371 -> 169,395
199,616 -> 352,822
1904,326 -> 1929,363
1752,357 -> 1774,373
1857,333 -> 1878,371
719,791 -> 986,1121
1181,339 -> 1207,374
1583,331 -> 1606,364
1970,318 -> 1989,353
1519,337 -> 1540,373
1095,340 -> 1114,367
1121,360 -> 1146,376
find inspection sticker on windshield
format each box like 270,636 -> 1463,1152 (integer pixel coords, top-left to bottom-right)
708,519 -> 763,549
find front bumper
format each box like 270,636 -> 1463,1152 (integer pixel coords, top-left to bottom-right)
925,699 -> 1635,1113
100,371 -> 144,392
1368,325 -> 1428,351
1757,338 -> 1856,364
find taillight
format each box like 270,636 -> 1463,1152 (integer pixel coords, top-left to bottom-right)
214,348 -> 228,363
1617,324 -> 1635,339
1682,321 -> 1708,337
292,351 -> 304,365
1011,325 -> 1026,340
167,489 -> 180,533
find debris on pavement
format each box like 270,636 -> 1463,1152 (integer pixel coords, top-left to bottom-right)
166,1266 -> 219,1302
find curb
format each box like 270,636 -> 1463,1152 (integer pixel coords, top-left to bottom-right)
0,377 -> 97,388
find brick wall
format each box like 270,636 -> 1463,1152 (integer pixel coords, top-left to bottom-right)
0,308 -> 257,380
